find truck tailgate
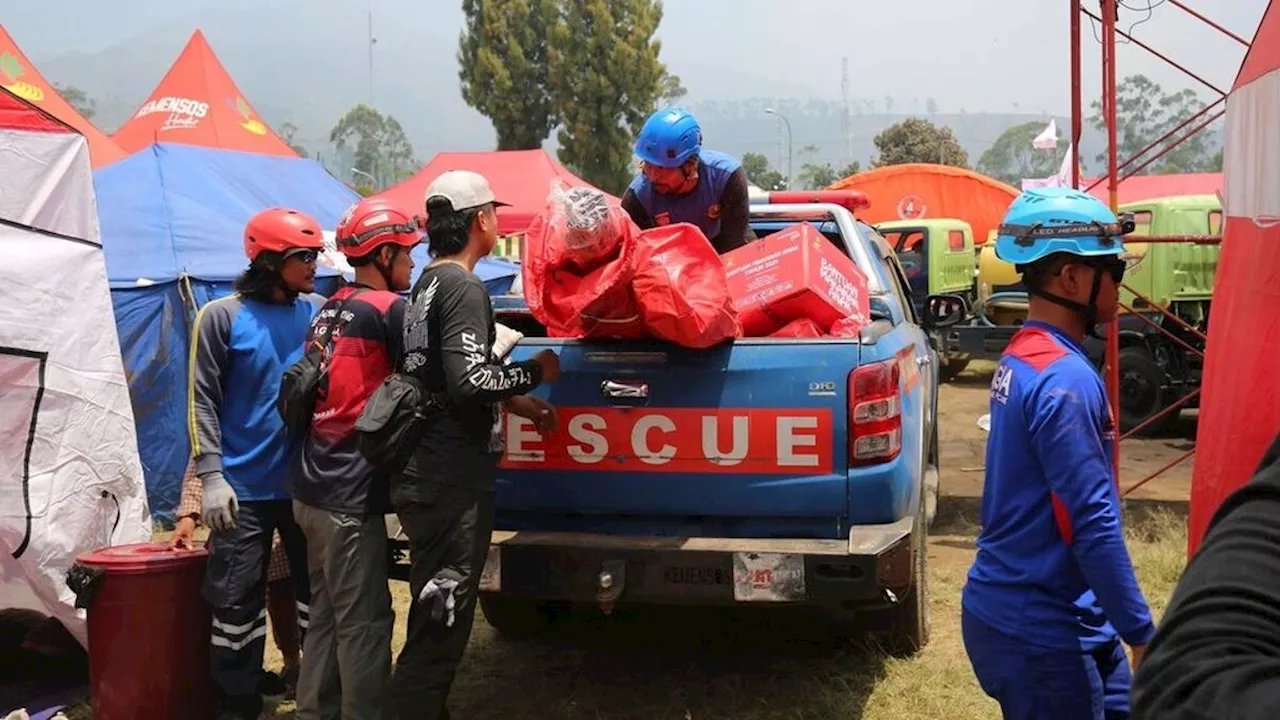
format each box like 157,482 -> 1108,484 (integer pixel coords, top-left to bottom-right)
496,338 -> 858,531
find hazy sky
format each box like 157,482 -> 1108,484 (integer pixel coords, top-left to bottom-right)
4,0 -> 1267,114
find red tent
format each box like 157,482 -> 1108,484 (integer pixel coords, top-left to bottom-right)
373,150 -> 608,235
1188,0 -> 1280,556
0,24 -> 125,168
1084,173 -> 1223,205
112,30 -> 298,157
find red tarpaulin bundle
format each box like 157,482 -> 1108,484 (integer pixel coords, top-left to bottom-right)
632,223 -> 739,349
769,318 -> 825,338
523,183 -> 645,338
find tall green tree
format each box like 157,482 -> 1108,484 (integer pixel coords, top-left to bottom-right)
797,160 -> 862,190
741,152 -> 787,191
657,70 -> 688,107
53,83 -> 95,119
1089,74 -> 1221,174
977,121 -> 1069,185
329,105 -> 419,189
872,118 -> 969,169
458,0 -> 560,150
549,0 -> 667,193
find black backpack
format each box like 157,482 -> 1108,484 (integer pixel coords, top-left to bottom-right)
278,291 -> 362,437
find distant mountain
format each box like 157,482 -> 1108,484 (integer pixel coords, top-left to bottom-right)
27,3 -> 1129,182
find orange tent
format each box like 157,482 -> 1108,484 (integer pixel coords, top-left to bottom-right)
112,30 -> 298,157
1188,1 -> 1280,556
829,163 -> 1019,243
0,24 -> 125,168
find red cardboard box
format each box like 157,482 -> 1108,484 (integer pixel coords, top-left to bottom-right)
723,222 -> 871,337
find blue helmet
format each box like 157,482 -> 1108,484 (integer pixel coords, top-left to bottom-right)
635,107 -> 702,168
995,187 -> 1131,266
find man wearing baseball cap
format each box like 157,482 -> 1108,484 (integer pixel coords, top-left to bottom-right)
391,170 -> 560,718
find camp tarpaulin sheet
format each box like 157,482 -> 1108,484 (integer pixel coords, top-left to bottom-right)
829,163 -> 1019,243
0,87 -> 148,646
1189,2 -> 1280,556
372,149 -> 612,236
95,143 -> 359,285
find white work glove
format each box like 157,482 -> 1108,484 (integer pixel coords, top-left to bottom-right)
199,471 -> 239,532
418,568 -> 464,627
493,322 -> 525,361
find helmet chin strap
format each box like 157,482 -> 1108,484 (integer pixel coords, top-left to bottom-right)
1027,267 -> 1106,338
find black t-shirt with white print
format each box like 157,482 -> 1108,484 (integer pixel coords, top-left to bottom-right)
398,262 -> 542,491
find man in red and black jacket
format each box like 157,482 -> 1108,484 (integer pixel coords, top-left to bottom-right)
289,197 -> 420,720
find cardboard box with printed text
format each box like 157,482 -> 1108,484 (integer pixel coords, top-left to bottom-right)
722,222 -> 871,337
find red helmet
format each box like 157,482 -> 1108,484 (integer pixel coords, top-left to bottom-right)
243,207 -> 325,262
335,197 -> 423,259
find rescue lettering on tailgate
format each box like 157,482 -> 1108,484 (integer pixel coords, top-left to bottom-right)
501,407 -> 834,474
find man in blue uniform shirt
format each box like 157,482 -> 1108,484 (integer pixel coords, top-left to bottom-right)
961,187 -> 1155,719
621,107 -> 753,254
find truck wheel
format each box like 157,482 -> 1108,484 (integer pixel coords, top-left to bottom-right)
1118,346 -> 1177,436
478,594 -> 557,639
870,502 -> 930,656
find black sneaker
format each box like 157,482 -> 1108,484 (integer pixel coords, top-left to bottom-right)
257,670 -> 287,701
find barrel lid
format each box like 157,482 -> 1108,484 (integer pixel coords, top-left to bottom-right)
77,542 -> 209,573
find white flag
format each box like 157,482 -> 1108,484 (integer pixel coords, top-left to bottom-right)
1032,119 -> 1059,150
1022,143 -> 1078,190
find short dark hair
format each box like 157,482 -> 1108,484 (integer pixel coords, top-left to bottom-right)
233,253 -> 283,300
347,243 -> 401,268
425,197 -> 479,257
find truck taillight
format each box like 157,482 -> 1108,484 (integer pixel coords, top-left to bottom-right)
848,359 -> 902,466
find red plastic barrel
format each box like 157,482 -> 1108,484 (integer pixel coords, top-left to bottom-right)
78,542 -> 213,720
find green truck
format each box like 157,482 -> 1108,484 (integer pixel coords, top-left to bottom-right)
939,195 -> 1222,434
874,218 -> 979,380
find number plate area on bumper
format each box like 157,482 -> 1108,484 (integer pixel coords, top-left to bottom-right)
489,545 -> 810,603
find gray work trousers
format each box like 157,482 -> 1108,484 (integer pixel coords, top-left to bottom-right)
294,500 -> 395,720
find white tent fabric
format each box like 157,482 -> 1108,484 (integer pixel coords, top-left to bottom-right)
0,89 -> 150,646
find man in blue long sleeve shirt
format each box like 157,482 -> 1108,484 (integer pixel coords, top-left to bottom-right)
962,188 -> 1155,720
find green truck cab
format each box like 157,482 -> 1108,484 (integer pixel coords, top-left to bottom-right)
1102,194 -> 1222,433
945,194 -> 1222,434
876,218 -> 978,379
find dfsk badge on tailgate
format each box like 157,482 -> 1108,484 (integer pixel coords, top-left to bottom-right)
501,407 -> 834,474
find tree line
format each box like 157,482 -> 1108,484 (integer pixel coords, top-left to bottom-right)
54,60 -> 1222,196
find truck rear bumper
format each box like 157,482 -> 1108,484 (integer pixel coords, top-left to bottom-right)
471,516 -> 916,608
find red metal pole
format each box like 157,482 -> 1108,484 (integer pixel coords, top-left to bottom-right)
1102,0 -> 1122,484
1071,0 -> 1082,189
1084,97 -> 1226,190
1119,108 -> 1227,181
1122,448 -> 1196,497
1165,0 -> 1251,46
1082,8 -> 1228,97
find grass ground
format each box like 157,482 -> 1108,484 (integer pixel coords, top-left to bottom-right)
259,503 -> 1188,720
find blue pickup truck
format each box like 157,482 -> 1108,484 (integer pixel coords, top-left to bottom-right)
399,201 -> 958,654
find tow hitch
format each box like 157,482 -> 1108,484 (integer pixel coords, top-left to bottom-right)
596,559 -> 625,615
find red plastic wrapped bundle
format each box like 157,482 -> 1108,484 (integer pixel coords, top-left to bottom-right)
632,223 -> 740,349
522,183 -> 645,338
769,318 -> 825,338
827,315 -> 867,338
